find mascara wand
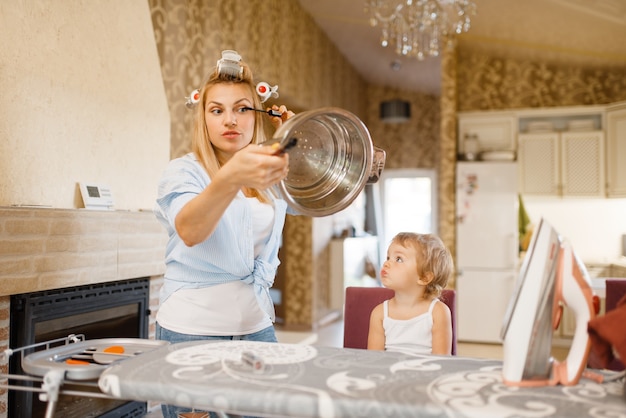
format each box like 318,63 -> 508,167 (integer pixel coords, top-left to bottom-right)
243,107 -> 283,118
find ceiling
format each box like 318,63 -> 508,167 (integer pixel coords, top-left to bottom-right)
297,0 -> 626,95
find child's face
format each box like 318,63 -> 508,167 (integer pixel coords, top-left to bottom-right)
380,241 -> 421,290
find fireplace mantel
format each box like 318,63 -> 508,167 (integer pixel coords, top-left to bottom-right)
0,207 -> 167,416
0,207 -> 167,297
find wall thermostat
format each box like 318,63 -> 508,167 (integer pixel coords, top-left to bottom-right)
79,183 -> 114,210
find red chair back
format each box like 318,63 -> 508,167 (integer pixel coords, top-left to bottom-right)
343,286 -> 457,355
605,279 -> 626,371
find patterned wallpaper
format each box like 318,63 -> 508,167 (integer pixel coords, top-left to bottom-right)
439,46 -> 459,279
366,86 -> 440,170
456,50 -> 626,111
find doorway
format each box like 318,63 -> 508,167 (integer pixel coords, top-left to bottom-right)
377,168 -> 438,259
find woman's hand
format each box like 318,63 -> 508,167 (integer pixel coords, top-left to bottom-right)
175,145 -> 288,246
221,143 -> 289,191
268,104 -> 295,130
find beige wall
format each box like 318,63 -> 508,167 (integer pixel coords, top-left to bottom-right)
0,1 -> 170,211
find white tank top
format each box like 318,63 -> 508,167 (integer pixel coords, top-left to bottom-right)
383,298 -> 438,355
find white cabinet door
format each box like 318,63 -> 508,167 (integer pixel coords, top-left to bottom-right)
518,132 -> 560,195
457,270 -> 516,343
519,131 -> 605,197
560,131 -> 604,197
606,103 -> 626,197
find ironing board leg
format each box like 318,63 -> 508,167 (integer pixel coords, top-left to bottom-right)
41,369 -> 64,418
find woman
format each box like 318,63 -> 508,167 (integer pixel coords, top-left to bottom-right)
153,50 -> 295,418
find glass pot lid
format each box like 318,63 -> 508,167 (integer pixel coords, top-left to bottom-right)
266,107 -> 385,217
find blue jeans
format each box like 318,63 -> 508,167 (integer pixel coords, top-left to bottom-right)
155,323 -> 277,418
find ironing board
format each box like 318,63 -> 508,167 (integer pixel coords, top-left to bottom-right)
98,340 -> 626,418
0,335 -> 168,418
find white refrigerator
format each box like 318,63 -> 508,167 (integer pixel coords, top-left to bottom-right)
456,161 -> 519,343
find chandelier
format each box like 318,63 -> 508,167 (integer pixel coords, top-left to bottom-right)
365,0 -> 476,60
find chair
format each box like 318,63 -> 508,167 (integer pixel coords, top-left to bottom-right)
343,286 -> 457,355
605,279 -> 626,314
588,278 -> 626,371
604,278 -> 626,371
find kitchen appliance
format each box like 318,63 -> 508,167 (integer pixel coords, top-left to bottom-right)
501,218 -> 596,386
265,107 -> 386,217
455,161 -> 519,343
79,182 -> 114,210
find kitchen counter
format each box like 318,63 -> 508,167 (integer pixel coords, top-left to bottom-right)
584,257 -> 626,279
591,278 -> 607,299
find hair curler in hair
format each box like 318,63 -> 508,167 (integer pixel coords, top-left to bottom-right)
183,50 -> 280,109
217,50 -> 243,79
256,82 -> 279,103
185,89 -> 201,109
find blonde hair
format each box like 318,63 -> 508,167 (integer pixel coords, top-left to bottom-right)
391,232 -> 454,298
191,59 -> 270,202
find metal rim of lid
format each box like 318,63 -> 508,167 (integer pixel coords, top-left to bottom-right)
271,107 -> 374,217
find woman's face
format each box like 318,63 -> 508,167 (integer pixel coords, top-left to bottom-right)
204,83 -> 256,157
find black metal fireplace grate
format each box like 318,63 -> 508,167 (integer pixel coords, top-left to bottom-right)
9,278 -> 151,418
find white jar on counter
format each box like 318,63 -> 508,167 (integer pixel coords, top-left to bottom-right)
464,134 -> 479,161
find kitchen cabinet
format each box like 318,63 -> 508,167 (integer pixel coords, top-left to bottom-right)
606,101 -> 626,197
518,130 -> 605,197
457,104 -> 626,198
457,112 -> 517,157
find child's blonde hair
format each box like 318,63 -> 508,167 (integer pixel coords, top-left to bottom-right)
391,232 -> 454,298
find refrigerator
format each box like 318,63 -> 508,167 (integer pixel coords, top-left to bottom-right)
456,161 -> 519,343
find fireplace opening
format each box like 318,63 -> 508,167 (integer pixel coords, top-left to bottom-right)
9,278 -> 151,418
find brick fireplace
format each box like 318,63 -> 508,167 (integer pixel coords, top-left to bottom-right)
0,207 -> 167,416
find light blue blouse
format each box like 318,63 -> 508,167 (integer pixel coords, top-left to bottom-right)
154,153 -> 289,321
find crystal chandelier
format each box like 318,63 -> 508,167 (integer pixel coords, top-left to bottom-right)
365,0 -> 476,60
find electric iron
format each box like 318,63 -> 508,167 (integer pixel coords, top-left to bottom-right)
501,218 -> 598,386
